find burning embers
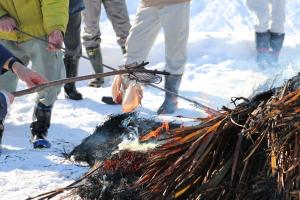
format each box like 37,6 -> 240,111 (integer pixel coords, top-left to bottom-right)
76,150 -> 148,200
139,121 -> 170,142
102,150 -> 147,174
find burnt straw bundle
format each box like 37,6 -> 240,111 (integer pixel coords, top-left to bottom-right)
137,80 -> 299,200
27,76 -> 300,200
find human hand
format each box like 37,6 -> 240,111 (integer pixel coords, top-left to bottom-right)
0,16 -> 17,32
12,62 -> 47,87
47,30 -> 63,51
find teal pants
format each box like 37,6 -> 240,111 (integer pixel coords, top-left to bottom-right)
0,37 -> 66,106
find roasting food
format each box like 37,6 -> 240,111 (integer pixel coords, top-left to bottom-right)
122,82 -> 143,113
112,75 -> 143,112
111,75 -> 124,104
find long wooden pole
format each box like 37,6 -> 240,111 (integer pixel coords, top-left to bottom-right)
12,69 -> 169,97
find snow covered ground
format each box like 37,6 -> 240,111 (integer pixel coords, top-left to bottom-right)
2,0 -> 300,199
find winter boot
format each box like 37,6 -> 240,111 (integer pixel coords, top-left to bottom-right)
86,47 -> 104,88
121,46 -> 127,55
269,32 -> 285,67
30,102 -> 52,149
64,56 -> 83,100
255,31 -> 271,69
0,120 -> 3,146
157,74 -> 182,115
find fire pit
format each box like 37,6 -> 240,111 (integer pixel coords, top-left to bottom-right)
27,75 -> 300,200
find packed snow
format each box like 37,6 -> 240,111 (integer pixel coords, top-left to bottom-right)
2,0 -> 300,199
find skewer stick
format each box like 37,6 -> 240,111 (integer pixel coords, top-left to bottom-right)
12,69 -> 169,97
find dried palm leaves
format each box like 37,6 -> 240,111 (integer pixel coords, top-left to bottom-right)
27,76 -> 300,200
138,79 -> 300,200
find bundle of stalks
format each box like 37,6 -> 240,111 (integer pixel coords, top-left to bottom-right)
137,79 -> 300,200
26,77 -> 300,200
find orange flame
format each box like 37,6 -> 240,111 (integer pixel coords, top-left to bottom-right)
139,122 -> 169,142
295,107 -> 300,113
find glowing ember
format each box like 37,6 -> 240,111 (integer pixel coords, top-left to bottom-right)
102,150 -> 147,174
139,122 -> 169,142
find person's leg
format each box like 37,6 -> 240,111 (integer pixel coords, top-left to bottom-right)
64,12 -> 83,100
22,38 -> 65,148
270,0 -> 285,34
0,120 -> 3,146
125,5 -> 161,65
247,0 -> 270,33
23,38 -> 65,106
82,0 -> 104,87
102,0 -> 131,54
0,40 -> 30,92
157,2 -> 190,114
247,0 -> 271,69
269,0 -> 286,66
255,31 -> 271,69
82,0 -> 102,49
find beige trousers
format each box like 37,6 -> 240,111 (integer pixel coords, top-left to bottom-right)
82,0 -> 131,48
125,2 -> 190,75
247,0 -> 286,33
0,38 -> 65,106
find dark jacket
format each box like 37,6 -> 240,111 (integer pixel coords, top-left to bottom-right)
0,43 -> 13,120
69,0 -> 85,16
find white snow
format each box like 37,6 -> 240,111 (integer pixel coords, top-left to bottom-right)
2,0 -> 300,199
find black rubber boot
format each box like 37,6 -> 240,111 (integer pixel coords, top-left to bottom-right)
269,32 -> 285,67
30,102 -> 52,149
157,74 -> 182,115
64,56 -> 83,100
121,46 -> 127,55
0,120 -> 3,146
86,47 -> 104,87
255,31 -> 271,69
